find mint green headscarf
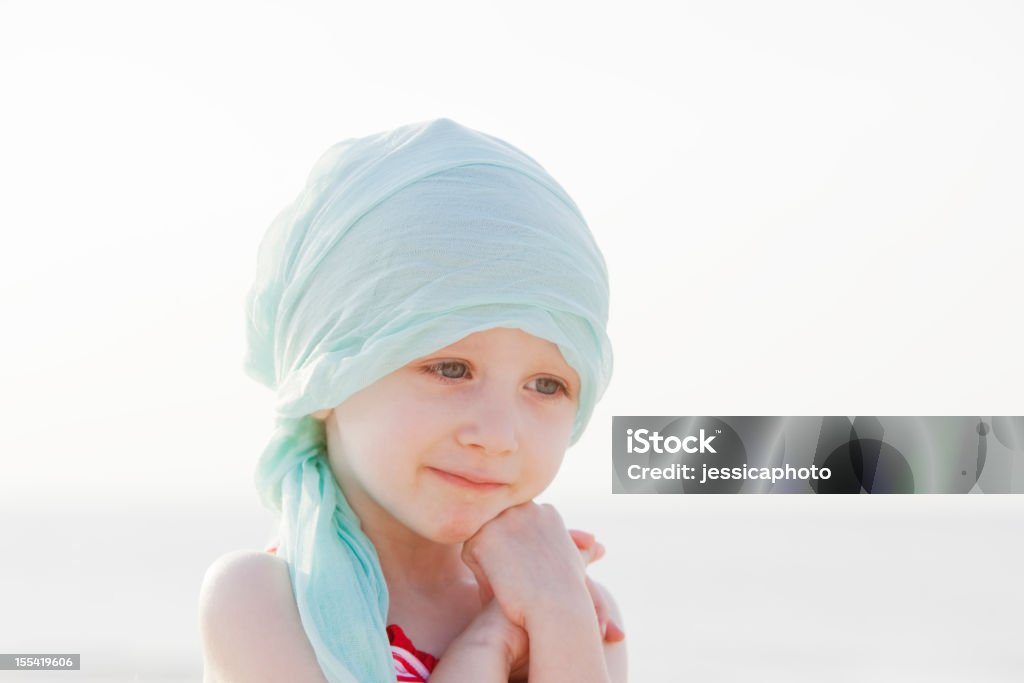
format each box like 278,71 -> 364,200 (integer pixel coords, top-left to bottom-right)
244,118 -> 613,682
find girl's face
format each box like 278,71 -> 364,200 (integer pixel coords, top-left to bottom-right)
318,327 -> 580,544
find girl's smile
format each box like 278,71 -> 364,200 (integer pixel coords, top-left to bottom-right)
426,466 -> 509,489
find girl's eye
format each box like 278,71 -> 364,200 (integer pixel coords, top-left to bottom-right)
532,377 -> 569,397
425,361 -> 469,380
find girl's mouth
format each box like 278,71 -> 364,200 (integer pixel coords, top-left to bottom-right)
427,467 -> 508,491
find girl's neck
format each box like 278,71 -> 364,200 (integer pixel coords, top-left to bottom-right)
369,518 -> 476,596
337,476 -> 478,596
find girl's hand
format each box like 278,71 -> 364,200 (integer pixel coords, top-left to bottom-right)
462,502 -> 589,630
462,503 -> 625,643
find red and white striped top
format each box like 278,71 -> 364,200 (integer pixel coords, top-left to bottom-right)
387,623 -> 440,681
265,545 -> 439,681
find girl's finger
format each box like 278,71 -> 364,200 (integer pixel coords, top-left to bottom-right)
584,576 -> 611,640
579,541 -> 605,565
605,620 -> 626,642
585,574 -> 625,642
569,528 -> 595,549
596,601 -> 609,639
569,529 -> 607,566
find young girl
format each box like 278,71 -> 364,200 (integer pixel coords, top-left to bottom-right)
199,118 -> 626,682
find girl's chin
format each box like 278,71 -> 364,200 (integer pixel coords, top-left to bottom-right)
422,511 -> 496,544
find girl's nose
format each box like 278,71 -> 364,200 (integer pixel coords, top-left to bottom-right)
455,387 -> 520,456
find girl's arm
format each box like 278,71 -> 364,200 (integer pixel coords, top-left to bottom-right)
516,577 -> 626,683
521,568 -> 611,682
427,635 -> 506,681
199,551 -> 330,683
428,600 -> 525,682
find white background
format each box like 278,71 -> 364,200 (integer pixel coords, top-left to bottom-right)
1,0 -> 1022,680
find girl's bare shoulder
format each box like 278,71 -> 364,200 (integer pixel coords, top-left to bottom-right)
198,550 -> 327,683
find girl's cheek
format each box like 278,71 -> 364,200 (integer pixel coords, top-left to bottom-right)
521,455 -> 563,496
